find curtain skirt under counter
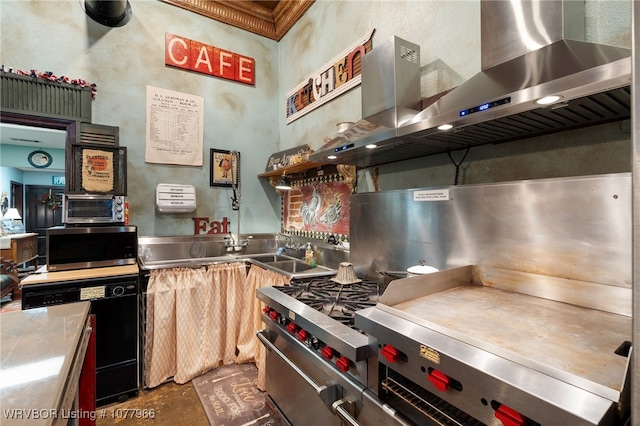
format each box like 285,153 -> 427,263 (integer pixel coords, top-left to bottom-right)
144,263 -> 289,389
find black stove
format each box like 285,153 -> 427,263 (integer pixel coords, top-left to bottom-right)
272,277 -> 382,328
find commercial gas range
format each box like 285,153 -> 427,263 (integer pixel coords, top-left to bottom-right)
257,264 -> 631,426
256,275 -> 413,426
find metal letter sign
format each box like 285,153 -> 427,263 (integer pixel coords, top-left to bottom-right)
285,30 -> 375,124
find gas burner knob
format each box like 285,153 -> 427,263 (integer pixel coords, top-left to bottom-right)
336,356 -> 350,373
269,310 -> 279,321
321,346 -> 334,360
494,404 -> 525,426
381,344 -> 402,363
286,322 -> 297,334
427,369 -> 451,392
263,306 -> 271,314
296,329 -> 308,342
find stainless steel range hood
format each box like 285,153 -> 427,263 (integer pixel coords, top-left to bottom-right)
309,0 -> 632,168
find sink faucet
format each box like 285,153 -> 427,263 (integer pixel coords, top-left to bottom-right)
225,233 -> 250,251
277,232 -> 301,250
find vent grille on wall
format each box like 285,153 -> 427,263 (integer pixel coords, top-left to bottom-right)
77,123 -> 120,146
0,71 -> 93,122
401,45 -> 419,63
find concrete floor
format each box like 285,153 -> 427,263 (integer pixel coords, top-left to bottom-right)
97,381 -> 210,426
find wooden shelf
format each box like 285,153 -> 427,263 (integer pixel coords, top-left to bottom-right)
258,161 -> 327,178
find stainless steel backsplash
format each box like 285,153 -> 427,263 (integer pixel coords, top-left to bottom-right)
349,173 -> 632,288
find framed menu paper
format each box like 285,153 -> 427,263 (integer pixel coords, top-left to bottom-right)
145,86 -> 204,166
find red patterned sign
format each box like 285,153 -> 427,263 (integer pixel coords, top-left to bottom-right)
165,33 -> 255,85
283,180 -> 350,237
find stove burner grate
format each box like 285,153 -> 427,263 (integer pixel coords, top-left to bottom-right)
275,276 -> 382,328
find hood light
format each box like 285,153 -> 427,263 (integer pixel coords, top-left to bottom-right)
535,95 -> 562,105
365,144 -> 377,149
437,124 -> 453,131
327,155 -> 337,160
275,173 -> 292,190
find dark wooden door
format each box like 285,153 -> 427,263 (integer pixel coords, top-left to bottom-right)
25,186 -> 64,265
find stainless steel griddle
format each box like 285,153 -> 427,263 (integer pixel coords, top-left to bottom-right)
355,265 -> 632,425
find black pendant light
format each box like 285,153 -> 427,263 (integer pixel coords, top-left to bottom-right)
85,0 -> 132,27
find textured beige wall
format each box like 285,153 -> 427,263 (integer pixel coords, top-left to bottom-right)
1,0 -> 281,236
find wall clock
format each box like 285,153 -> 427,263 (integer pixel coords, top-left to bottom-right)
28,150 -> 53,168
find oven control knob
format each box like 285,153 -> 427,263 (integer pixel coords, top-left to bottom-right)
263,306 -> 271,314
381,344 -> 401,363
286,322 -> 297,334
296,329 -> 308,342
427,369 -> 451,392
321,346 -> 334,360
336,356 -> 350,373
269,310 -> 279,321
495,404 -> 525,426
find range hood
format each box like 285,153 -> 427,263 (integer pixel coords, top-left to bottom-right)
309,0 -> 632,168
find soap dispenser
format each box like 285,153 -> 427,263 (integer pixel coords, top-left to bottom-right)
304,243 -> 316,267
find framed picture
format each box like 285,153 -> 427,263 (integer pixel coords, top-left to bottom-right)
68,144 -> 127,194
210,149 -> 240,187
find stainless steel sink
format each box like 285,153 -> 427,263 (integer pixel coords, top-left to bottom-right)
264,260 -> 313,273
245,254 -> 336,278
138,250 -> 336,279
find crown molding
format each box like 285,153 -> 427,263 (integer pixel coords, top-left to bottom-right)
161,0 -> 314,41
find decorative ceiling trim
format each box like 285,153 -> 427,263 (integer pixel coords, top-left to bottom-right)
160,0 -> 315,41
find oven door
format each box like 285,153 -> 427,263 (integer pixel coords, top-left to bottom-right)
258,327 -> 415,426
258,327 -> 345,426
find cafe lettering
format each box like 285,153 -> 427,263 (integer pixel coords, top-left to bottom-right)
165,33 -> 255,85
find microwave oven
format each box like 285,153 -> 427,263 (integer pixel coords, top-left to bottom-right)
46,225 -> 137,271
63,194 -> 125,224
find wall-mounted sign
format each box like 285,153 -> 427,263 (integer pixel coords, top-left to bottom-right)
285,29 -> 375,124
52,176 -> 65,186
282,175 -> 351,238
165,33 -> 255,85
193,216 -> 231,235
264,144 -> 312,172
145,86 -> 204,166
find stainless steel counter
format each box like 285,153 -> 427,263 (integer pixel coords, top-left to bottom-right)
1,302 -> 91,425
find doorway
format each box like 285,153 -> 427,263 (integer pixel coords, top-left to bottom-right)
10,181 -> 23,215
25,185 -> 63,265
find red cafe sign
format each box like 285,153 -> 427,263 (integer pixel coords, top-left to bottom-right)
286,29 -> 374,124
165,33 -> 255,85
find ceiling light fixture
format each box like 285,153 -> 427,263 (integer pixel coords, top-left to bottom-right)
535,95 -> 562,105
437,124 -> 453,131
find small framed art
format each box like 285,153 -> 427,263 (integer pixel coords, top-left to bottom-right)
210,149 -> 239,187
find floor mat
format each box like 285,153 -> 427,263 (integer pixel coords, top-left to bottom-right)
192,363 -> 276,426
